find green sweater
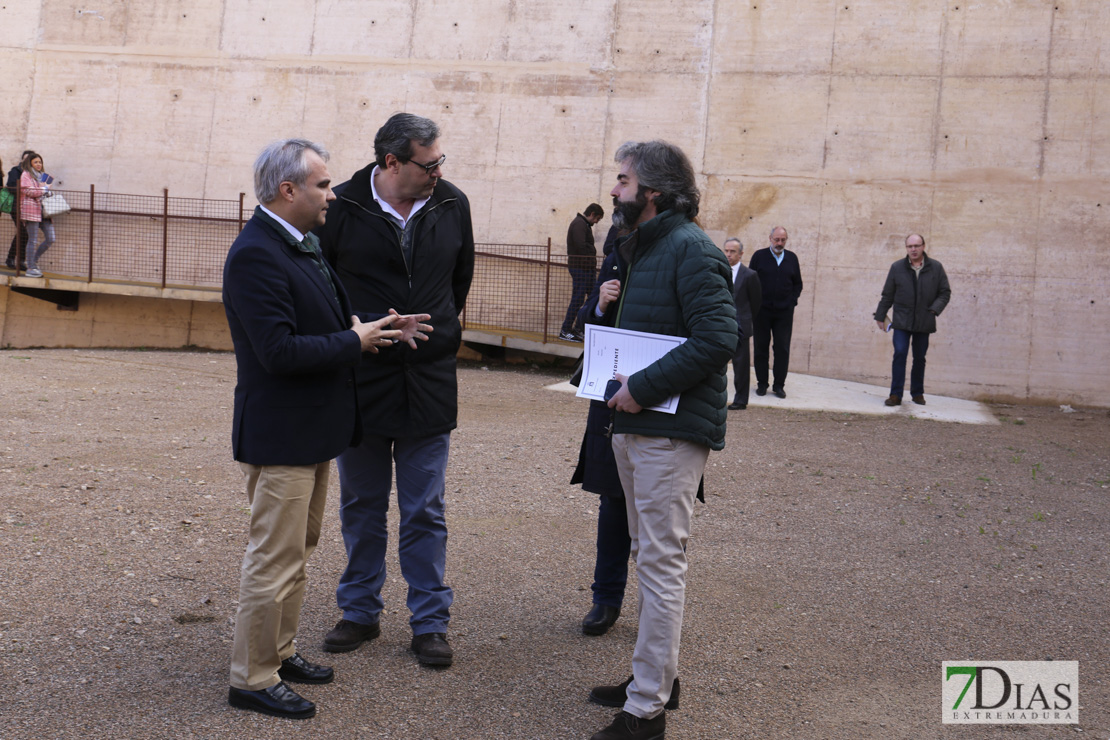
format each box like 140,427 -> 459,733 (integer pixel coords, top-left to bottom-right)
613,210 -> 738,451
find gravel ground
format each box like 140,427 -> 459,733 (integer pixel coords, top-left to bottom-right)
0,348 -> 1107,740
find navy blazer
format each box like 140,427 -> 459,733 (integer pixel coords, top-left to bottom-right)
732,263 -> 762,339
222,213 -> 364,466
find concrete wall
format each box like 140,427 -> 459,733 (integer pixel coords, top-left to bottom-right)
1,1 -> 1106,405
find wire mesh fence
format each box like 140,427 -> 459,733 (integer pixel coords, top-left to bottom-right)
1,184 -> 596,345
1,185 -> 244,289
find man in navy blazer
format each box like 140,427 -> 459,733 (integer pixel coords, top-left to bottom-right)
222,139 -> 428,720
723,238 -> 762,410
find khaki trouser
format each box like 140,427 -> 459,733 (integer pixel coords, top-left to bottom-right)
612,433 -> 709,720
229,461 -> 329,691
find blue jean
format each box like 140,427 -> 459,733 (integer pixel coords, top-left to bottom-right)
28,220 -> 54,269
335,432 -> 453,635
561,265 -> 596,333
592,494 -> 631,608
891,328 -> 929,398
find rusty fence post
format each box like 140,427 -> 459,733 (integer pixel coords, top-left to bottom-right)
542,237 -> 552,343
87,184 -> 95,282
161,188 -> 169,289
237,192 -> 245,232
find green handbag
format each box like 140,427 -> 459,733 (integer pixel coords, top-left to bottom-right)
0,187 -> 13,214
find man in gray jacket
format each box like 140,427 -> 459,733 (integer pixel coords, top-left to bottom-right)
873,233 -> 952,406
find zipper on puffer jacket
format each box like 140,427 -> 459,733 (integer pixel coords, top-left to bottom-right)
339,194 -> 458,290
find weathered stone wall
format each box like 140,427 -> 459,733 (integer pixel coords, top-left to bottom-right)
1,1 -> 1106,404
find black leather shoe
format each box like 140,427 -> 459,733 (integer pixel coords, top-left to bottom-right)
912,395 -> 926,405
228,682 -> 316,719
755,385 -> 767,396
279,653 -> 334,684
590,675 -> 680,710
884,395 -> 902,406
322,618 -> 380,653
773,387 -> 786,399
727,401 -> 747,410
590,709 -> 666,740
411,632 -> 453,666
582,604 -> 621,636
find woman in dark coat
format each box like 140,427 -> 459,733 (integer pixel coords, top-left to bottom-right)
570,247 -> 630,636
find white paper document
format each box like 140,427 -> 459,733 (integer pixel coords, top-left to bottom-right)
576,324 -> 687,414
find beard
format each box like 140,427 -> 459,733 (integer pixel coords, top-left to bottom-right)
611,188 -> 649,230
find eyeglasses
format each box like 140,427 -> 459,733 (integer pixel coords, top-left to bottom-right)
402,154 -> 446,174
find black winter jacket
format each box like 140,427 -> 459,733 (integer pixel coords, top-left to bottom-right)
316,166 -> 475,438
873,255 -> 951,333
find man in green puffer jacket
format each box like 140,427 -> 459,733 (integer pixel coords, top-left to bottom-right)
585,140 -> 737,740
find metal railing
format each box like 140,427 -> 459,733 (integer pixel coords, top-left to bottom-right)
1,185 -> 594,344
2,185 -> 244,290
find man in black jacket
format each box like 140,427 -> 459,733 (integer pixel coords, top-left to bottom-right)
315,113 -> 474,668
873,234 -> 952,406
748,226 -> 803,398
559,203 -> 604,341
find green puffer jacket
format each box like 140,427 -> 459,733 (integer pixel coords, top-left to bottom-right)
612,210 -> 738,451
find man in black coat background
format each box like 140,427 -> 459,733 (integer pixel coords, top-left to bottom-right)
748,226 -> 803,399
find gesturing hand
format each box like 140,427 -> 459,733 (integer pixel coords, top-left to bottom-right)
387,309 -> 434,349
351,315 -> 402,353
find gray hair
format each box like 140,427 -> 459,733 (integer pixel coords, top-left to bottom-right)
724,237 -> 743,250
374,113 -> 440,168
614,140 -> 700,219
254,139 -> 329,204
770,226 -> 787,238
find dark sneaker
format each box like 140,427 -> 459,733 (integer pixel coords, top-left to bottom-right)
322,618 -> 380,653
411,632 -> 453,666
755,385 -> 768,396
559,330 -> 583,342
589,710 -> 666,740
590,675 -> 679,710
772,387 -> 786,399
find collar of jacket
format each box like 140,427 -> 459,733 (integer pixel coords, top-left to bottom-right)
626,209 -> 687,257
337,162 -> 459,216
902,254 -> 933,271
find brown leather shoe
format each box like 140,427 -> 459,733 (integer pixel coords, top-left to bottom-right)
322,618 -> 380,653
411,632 -> 453,666
912,395 -> 926,405
884,395 -> 902,406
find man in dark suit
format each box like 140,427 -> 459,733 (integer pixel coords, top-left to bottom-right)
748,226 -> 803,399
723,238 -> 761,410
222,138 -> 429,719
